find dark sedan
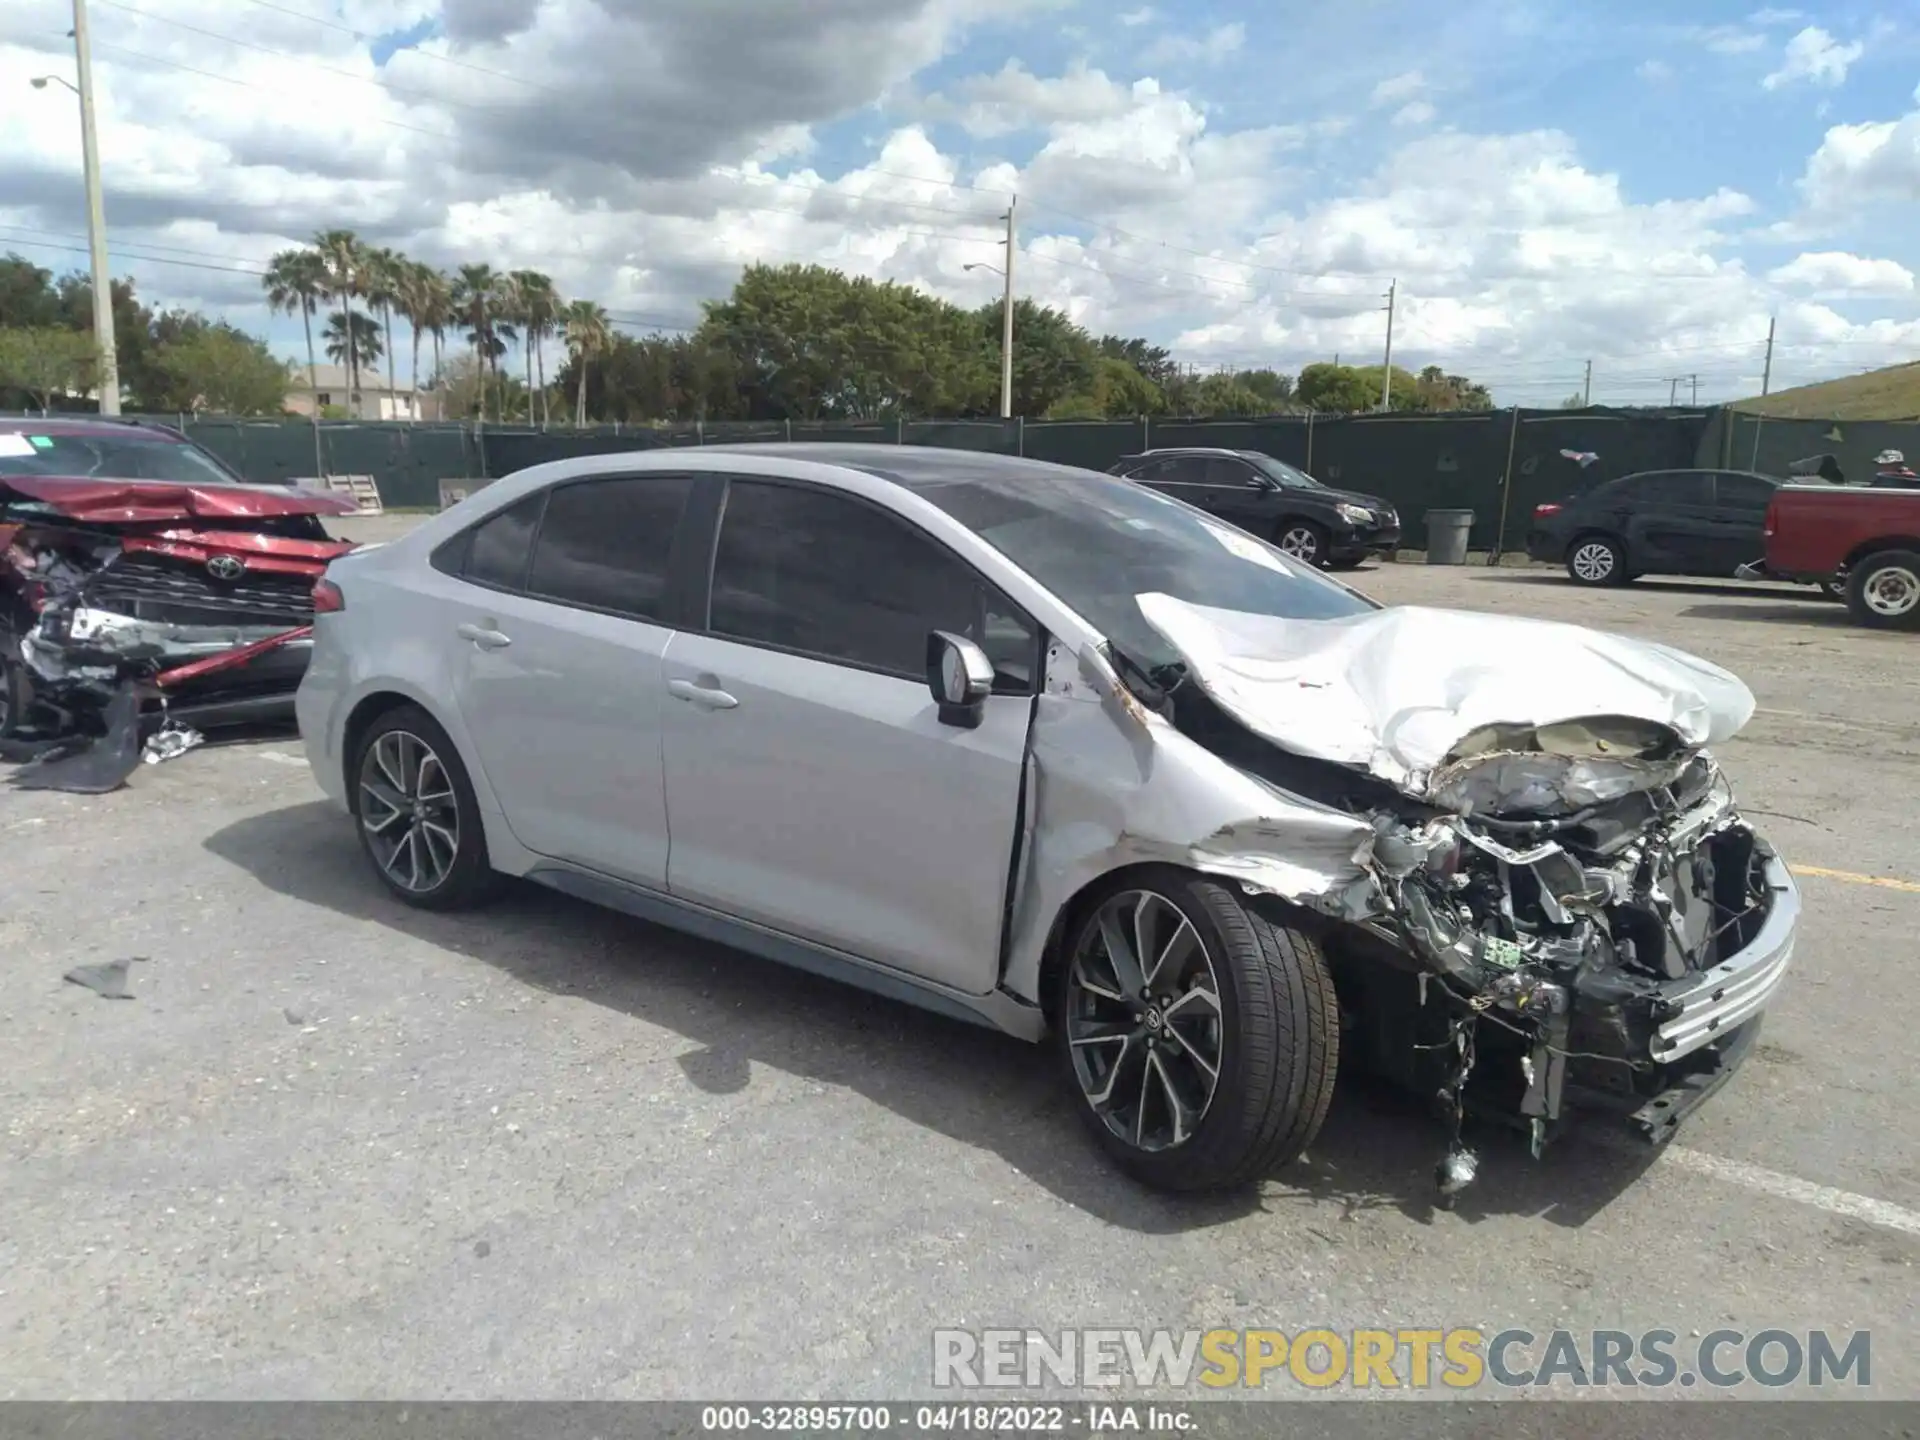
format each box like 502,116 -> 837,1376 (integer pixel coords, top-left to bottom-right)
1526,467 -> 1780,586
1107,448 -> 1401,568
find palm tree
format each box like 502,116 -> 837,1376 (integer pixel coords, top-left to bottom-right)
323,311 -> 384,371
510,270 -> 561,426
561,299 -> 612,427
452,263 -> 518,421
363,246 -> 404,415
312,228 -> 366,396
262,248 -> 328,403
418,265 -> 454,411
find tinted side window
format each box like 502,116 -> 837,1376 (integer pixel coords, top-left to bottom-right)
708,480 -> 1035,687
464,493 -> 545,590
1716,474 -> 1776,511
1653,471 -> 1713,506
1127,457 -> 1184,481
1202,457 -> 1255,486
524,475 -> 692,621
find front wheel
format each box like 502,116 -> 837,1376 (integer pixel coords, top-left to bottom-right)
1566,534 -> 1630,586
1846,549 -> 1920,631
1056,869 -> 1339,1192
1275,520 -> 1330,567
350,704 -> 502,910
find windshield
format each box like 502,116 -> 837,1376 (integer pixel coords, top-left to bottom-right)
914,468 -> 1377,672
1248,454 -> 1325,489
0,430 -> 245,486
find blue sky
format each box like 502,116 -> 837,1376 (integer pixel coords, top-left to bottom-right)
3,0 -> 1916,404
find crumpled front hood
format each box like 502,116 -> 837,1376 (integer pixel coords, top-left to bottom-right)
1137,593 -> 1755,800
0,475 -> 359,522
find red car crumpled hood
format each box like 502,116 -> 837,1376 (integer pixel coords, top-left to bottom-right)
0,473 -> 362,522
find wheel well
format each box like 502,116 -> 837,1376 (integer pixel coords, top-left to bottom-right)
1845,537 -> 1920,571
340,691 -> 419,800
1565,528 -> 1622,557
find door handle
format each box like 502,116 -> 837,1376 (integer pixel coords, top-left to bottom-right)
456,622 -> 512,650
669,677 -> 739,710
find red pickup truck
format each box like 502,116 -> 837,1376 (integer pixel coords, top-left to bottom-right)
1753,484 -> 1920,630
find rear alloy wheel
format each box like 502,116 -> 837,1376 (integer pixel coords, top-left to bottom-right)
1567,535 -> 1629,586
0,655 -> 25,739
1276,521 -> 1328,566
351,705 -> 500,910
1846,549 -> 1920,631
1058,868 -> 1339,1192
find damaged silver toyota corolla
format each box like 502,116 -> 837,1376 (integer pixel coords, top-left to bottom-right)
298,445 -> 1796,1204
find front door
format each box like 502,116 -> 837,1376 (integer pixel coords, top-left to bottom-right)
447,474 -> 694,889
1705,472 -> 1776,573
659,477 -> 1036,995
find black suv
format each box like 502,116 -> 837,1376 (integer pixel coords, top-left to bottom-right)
1525,468 -> 1780,586
1106,448 -> 1401,568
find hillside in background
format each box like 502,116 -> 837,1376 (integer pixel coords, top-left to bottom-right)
1736,360 -> 1920,420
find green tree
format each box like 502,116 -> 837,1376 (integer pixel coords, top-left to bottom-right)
152,327 -> 291,415
1413,363 -> 1494,411
363,246 -> 405,408
0,255 -> 62,328
0,326 -> 96,411
988,297 -> 1096,418
510,270 -> 561,425
323,310 -> 384,374
559,298 -> 612,425
1296,362 -> 1380,412
263,248 -> 328,402
1560,392 -> 1587,409
312,229 -> 368,395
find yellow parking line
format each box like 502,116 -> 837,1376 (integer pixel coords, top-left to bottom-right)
1792,865 -> 1920,894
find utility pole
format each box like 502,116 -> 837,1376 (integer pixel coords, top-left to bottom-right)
1690,374 -> 1699,406
71,0 -> 120,415
1379,279 -> 1397,412
1750,315 -> 1776,469
999,196 -> 1016,420
1668,377 -> 1681,406
1582,359 -> 1592,405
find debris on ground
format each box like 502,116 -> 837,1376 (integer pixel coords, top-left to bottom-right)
64,957 -> 142,1000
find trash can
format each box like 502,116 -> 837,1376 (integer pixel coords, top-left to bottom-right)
1424,508 -> 1474,565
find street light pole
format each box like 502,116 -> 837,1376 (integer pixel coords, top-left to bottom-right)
71,0 -> 121,415
999,197 -> 1016,420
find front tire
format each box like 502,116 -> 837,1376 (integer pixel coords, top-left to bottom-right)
1275,520 -> 1330,567
1566,534 -> 1630,586
0,653 -> 32,740
1055,868 -> 1339,1192
1846,549 -> 1920,631
350,704 -> 501,910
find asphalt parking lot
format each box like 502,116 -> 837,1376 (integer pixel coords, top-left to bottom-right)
3,518 -> 1916,1403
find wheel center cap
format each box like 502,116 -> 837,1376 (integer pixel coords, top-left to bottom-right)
411,800 -> 428,821
1143,1008 -> 1164,1031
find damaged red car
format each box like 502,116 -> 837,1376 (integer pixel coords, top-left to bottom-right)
0,418 -> 361,788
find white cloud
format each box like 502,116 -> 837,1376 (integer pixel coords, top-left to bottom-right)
1749,7 -> 1803,24
1118,6 -> 1154,24
1763,26 -> 1864,90
1140,23 -> 1246,67
1637,59 -> 1675,83
1371,70 -> 1427,106
1696,25 -> 1768,55
1393,101 -> 1437,127
1767,251 -> 1916,295
1793,110 -> 1920,215
925,62 -> 1135,137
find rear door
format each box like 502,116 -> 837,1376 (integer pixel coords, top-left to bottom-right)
1620,470 -> 1716,572
445,473 -> 694,888
1706,472 -> 1778,573
658,475 -> 1036,994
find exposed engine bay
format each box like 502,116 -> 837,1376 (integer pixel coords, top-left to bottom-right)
1,482 -> 355,793
1120,594 -> 1796,1205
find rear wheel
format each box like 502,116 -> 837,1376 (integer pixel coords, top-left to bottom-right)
350,704 -> 502,910
0,654 -> 29,740
1275,520 -> 1329,566
1566,534 -> 1630,586
1846,550 -> 1920,631
1056,868 -> 1339,1192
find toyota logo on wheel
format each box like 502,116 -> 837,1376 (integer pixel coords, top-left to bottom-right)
206,555 -> 246,581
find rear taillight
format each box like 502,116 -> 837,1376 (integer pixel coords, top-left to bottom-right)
312,578 -> 345,613
1534,502 -> 1562,517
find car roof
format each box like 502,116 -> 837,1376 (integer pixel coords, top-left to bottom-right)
0,416 -> 188,441
695,441 -> 1115,493
1118,447 -> 1250,459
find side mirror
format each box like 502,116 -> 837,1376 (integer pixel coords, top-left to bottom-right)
926,630 -> 993,729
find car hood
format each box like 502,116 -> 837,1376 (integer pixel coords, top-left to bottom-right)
0,474 -> 360,522
1137,593 -> 1755,809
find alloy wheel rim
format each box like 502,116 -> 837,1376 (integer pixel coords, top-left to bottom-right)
1065,890 -> 1225,1153
1572,542 -> 1615,581
1280,527 -> 1320,561
1864,565 -> 1920,617
359,730 -> 460,893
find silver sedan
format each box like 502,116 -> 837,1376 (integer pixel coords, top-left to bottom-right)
296,445 -> 1797,1203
